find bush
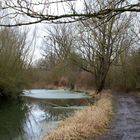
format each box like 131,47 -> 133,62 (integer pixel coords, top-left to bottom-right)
0,28 -> 29,98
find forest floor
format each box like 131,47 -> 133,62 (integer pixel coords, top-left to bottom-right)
98,93 -> 140,140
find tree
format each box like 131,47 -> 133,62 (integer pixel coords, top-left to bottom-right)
105,47 -> 140,91
0,0 -> 139,26
43,24 -> 79,89
0,28 -> 30,98
72,2 -> 137,92
131,49 -> 140,89
43,1 -> 137,93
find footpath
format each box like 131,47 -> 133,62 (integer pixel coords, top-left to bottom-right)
99,94 -> 140,140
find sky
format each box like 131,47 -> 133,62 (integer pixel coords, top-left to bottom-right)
24,0 -> 139,63
27,0 -> 82,63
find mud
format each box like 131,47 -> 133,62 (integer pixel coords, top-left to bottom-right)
99,94 -> 140,140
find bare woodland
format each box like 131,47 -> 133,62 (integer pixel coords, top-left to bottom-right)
0,0 -> 139,97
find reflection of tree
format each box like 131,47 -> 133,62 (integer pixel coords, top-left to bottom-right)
27,101 -> 74,121
0,98 -> 91,140
45,107 -> 75,121
0,99 -> 27,140
37,100 -> 93,121
42,98 -> 92,107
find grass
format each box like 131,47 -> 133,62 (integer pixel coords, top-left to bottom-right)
43,91 -> 114,140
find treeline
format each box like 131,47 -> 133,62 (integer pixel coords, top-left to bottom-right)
29,48 -> 140,92
0,28 -> 30,98
0,1 -> 139,98
28,2 -> 140,93
106,48 -> 140,91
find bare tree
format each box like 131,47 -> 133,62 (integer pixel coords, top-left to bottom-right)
44,24 -> 75,61
0,0 -> 139,26
75,13 -> 136,92
43,24 -> 78,89
43,2 -> 137,93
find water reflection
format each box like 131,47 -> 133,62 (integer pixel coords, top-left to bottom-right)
0,99 -> 27,140
0,90 -> 93,140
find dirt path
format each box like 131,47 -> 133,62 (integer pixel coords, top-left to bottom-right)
98,94 -> 140,140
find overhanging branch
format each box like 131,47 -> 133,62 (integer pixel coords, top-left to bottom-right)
0,2 -> 139,26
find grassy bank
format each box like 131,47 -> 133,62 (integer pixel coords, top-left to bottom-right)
43,92 -> 114,140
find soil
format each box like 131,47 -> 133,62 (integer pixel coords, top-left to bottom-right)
98,93 -> 140,140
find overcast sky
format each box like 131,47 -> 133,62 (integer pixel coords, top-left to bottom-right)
27,0 -> 139,63
29,0 -> 82,63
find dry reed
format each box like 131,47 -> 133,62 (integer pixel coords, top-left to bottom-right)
43,92 -> 114,140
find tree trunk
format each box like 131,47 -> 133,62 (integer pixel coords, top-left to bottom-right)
95,61 -> 110,94
95,75 -> 106,94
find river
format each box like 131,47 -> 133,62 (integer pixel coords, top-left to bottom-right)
0,89 -> 93,140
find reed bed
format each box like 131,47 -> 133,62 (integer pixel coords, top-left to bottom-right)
43,92 -> 114,140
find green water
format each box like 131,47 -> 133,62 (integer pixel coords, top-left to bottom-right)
0,89 -> 92,140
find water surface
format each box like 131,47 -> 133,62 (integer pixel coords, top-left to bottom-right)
0,89 -> 92,140
23,89 -> 90,99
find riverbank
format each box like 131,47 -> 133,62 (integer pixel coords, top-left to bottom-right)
43,91 -> 114,140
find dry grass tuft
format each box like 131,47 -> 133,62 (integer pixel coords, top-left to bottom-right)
43,92 -> 114,140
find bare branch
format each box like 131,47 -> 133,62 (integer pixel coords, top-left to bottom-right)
0,0 -> 139,26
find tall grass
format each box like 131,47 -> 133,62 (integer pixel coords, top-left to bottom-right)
43,92 -> 114,140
